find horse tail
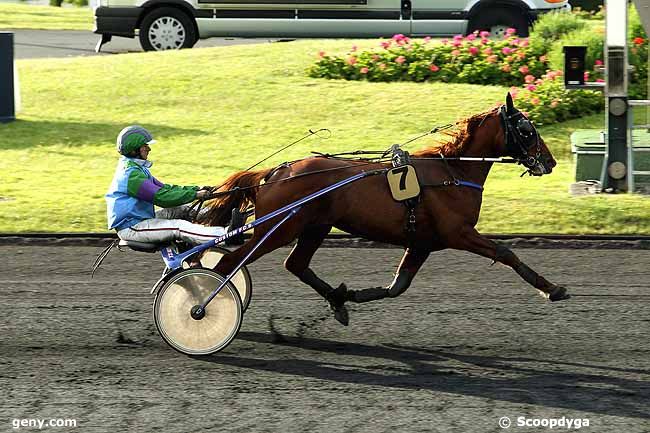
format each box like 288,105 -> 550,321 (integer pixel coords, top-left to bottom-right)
199,168 -> 273,227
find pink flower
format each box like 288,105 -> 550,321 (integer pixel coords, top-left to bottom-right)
466,33 -> 477,41
480,31 -> 490,38
518,65 -> 529,74
318,50 -> 326,58
524,74 -> 535,83
501,64 -> 512,72
395,55 -> 406,64
453,34 -> 464,41
392,33 -> 406,41
510,38 -> 520,46
596,78 -> 605,83
424,36 -> 431,43
584,71 -> 590,80
526,84 -> 537,91
429,64 -> 440,72
441,39 -> 448,45
550,100 -> 559,108
516,52 -> 526,60
468,46 -> 479,55
451,49 -> 461,57
360,67 -> 369,74
480,38 -> 489,45
595,59 -> 603,66
535,78 -> 543,85
506,27 -> 517,35
519,39 -> 529,47
347,56 -> 357,65
483,47 -> 493,55
486,55 -> 498,63
452,40 -> 462,47
351,45 -> 358,52
380,41 -> 391,49
379,63 -> 387,70
539,55 -> 548,63
372,54 -> 380,61
546,71 -> 557,80
502,47 -> 512,55
531,97 -> 540,105
510,87 -> 519,99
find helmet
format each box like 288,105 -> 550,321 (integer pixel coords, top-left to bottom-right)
116,125 -> 156,156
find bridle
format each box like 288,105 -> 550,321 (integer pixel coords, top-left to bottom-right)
499,105 -> 542,172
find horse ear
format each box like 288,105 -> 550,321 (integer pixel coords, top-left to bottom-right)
506,92 -> 515,113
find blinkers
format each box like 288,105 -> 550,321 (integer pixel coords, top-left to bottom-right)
499,105 -> 541,168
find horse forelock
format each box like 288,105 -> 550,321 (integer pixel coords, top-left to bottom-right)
412,108 -> 498,158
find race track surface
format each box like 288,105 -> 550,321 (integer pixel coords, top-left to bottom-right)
1,245 -> 649,432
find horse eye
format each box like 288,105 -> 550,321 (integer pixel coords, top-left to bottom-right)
518,120 -> 534,134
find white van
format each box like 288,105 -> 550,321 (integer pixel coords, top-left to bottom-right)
93,0 -> 570,52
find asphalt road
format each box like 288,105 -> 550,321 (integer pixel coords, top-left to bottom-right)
1,244 -> 649,432
8,29 -> 282,59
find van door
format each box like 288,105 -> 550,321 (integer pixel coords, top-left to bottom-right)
196,0 -> 409,38
410,0 -> 469,36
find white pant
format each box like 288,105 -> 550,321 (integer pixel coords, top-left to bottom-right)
118,218 -> 227,246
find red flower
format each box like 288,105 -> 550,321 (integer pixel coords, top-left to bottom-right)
634,37 -> 645,45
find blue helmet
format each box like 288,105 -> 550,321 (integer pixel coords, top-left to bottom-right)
116,125 -> 156,156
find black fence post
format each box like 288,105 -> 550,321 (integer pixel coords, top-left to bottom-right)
0,32 -> 15,123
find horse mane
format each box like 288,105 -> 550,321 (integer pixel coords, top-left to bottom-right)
411,108 -> 498,158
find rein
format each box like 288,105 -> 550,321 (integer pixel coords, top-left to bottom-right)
193,112 -> 535,207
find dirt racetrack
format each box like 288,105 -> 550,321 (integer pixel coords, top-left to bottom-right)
1,244 -> 649,432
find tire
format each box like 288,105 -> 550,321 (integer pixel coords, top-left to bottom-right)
468,8 -> 529,38
139,7 -> 197,52
153,269 -> 243,356
199,246 -> 253,312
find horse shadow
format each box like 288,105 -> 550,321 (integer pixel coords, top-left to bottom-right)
198,331 -> 650,420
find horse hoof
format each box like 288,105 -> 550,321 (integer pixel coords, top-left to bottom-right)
333,305 -> 349,326
328,283 -> 348,308
548,286 -> 571,302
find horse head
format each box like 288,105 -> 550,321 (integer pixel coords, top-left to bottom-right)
496,93 -> 556,176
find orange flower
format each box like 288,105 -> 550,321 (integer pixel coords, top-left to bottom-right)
634,37 -> 645,45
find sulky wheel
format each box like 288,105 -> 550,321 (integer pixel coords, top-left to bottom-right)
199,246 -> 253,311
154,268 -> 243,356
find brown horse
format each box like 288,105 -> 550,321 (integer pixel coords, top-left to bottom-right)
198,93 -> 570,325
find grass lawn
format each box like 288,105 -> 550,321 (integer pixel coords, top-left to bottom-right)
1,39 -> 649,234
0,3 -> 93,31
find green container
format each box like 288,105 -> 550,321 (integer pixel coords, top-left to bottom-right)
570,129 -> 650,185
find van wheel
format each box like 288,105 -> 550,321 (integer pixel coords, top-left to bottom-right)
139,7 -> 197,52
468,8 -> 529,38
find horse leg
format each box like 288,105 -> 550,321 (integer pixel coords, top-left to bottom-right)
453,227 -> 570,301
346,248 -> 430,303
283,225 -> 350,326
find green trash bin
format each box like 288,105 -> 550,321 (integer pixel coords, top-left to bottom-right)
571,129 -> 650,186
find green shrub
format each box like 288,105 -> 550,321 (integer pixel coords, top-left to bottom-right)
547,25 -> 605,79
529,10 -> 587,42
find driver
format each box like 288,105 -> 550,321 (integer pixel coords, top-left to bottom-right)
105,125 -> 242,246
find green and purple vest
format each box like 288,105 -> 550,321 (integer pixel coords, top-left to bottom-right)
105,157 -> 198,230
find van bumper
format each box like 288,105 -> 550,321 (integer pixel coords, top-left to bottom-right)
94,6 -> 143,38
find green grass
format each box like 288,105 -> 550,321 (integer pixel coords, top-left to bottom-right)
0,3 -> 93,31
1,39 -> 649,234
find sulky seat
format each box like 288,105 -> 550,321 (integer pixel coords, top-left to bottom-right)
118,239 -> 168,253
